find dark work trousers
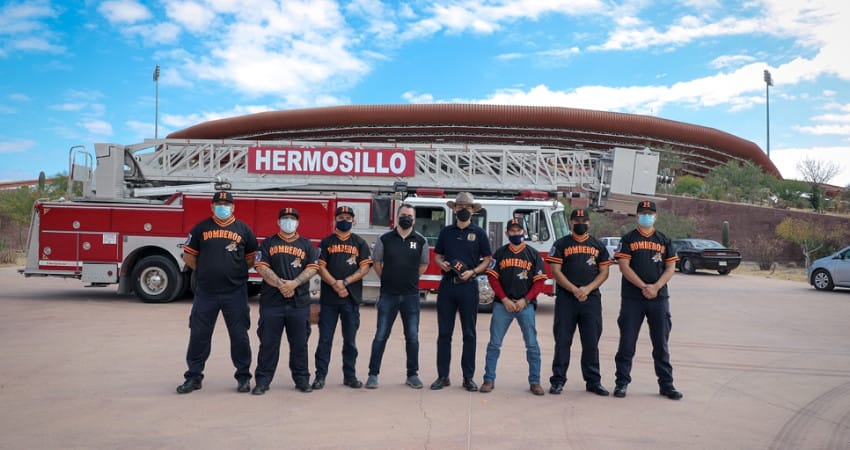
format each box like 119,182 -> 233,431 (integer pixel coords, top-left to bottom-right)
368,293 -> 421,377
614,295 -> 674,388
255,302 -> 311,387
314,302 -> 360,380
550,293 -> 603,387
436,278 -> 479,380
184,285 -> 252,383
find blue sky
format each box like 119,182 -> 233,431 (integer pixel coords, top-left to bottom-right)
1,0 -> 849,187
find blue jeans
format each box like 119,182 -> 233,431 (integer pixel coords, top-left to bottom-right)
368,293 -> 420,377
314,302 -> 360,380
483,301 -> 541,384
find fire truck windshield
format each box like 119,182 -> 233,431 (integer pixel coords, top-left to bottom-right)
551,211 -> 569,239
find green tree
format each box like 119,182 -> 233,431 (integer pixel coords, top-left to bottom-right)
704,160 -> 775,204
770,178 -> 809,208
775,217 -> 837,267
673,175 -> 704,196
655,210 -> 697,239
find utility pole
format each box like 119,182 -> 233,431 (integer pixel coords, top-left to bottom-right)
764,69 -> 773,158
153,65 -> 160,139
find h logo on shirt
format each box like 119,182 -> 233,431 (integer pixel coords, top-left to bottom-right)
409,242 -> 417,249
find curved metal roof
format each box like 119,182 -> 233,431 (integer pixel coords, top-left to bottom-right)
167,104 -> 780,178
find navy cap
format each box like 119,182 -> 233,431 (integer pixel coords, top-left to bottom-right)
569,208 -> 589,220
637,200 -> 657,213
335,205 -> 355,217
506,218 -> 525,230
278,207 -> 299,219
212,191 -> 233,204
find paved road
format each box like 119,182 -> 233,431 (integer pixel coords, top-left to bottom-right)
1,266 -> 849,449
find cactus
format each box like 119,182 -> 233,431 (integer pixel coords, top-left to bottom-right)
722,220 -> 730,247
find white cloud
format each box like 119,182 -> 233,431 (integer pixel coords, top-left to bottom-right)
165,1 -> 216,33
770,146 -> 850,187
99,0 -> 152,24
0,0 -> 64,56
0,139 -> 36,154
9,93 -> 30,102
161,104 -> 275,129
710,54 -> 756,69
402,91 -> 435,104
79,120 -> 113,136
50,103 -> 87,111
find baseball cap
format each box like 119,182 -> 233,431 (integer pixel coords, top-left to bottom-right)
636,200 -> 657,213
212,191 -> 233,204
278,207 -> 299,219
569,209 -> 590,220
449,259 -> 469,277
335,205 -> 355,217
506,218 -> 525,230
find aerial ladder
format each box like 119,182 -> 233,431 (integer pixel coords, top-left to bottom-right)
71,139 -> 615,205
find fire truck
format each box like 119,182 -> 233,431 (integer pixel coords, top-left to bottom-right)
22,139 -> 619,309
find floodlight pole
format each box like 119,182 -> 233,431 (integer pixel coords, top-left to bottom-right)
153,65 -> 160,139
764,69 -> 773,159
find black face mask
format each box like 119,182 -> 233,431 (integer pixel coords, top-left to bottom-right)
336,220 -> 353,232
398,216 -> 414,229
508,235 -> 524,245
572,223 -> 589,235
456,208 -> 472,222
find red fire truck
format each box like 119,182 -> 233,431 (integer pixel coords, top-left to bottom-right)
22,139 -> 613,309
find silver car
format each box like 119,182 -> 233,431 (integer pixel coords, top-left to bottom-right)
808,245 -> 850,291
599,236 -> 620,260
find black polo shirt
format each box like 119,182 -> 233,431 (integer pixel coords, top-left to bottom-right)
182,215 -> 258,294
615,227 -> 678,298
254,232 -> 319,307
373,228 -> 429,295
434,223 -> 491,278
318,231 -> 373,305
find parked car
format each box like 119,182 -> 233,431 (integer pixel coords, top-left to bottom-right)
808,245 -> 850,291
599,236 -> 621,259
672,239 -> 742,275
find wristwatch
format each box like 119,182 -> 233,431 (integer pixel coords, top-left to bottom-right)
343,279 -> 350,287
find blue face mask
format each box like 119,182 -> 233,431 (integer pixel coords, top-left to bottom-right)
214,205 -> 232,220
638,214 -> 655,227
508,235 -> 524,246
336,220 -> 353,232
279,218 -> 298,234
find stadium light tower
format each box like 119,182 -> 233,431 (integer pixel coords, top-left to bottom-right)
153,65 -> 161,139
764,69 -> 773,158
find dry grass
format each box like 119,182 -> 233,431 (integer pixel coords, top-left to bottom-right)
734,261 -> 808,283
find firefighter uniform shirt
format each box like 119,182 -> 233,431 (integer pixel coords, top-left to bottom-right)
614,228 -> 678,298
318,231 -> 373,305
182,216 -> 258,293
546,234 -> 613,297
487,242 -> 547,301
254,232 -> 319,307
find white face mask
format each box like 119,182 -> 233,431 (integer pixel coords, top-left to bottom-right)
279,218 -> 298,234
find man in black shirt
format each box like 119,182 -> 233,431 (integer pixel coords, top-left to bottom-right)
613,200 -> 682,400
312,206 -> 373,390
546,208 -> 613,396
431,192 -> 492,392
365,203 -> 429,389
177,191 -> 258,394
252,207 -> 319,395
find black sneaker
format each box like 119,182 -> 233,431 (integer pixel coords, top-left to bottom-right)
237,379 -> 251,393
176,379 -> 202,394
252,384 -> 269,395
549,383 -> 564,395
311,376 -> 325,390
613,384 -> 627,398
659,386 -> 683,400
295,382 -> 313,393
343,377 -> 363,389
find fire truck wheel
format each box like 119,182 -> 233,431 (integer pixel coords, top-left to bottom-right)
132,255 -> 184,303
